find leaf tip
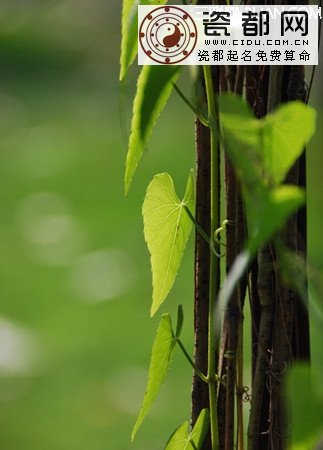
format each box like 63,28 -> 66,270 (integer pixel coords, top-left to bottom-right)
119,60 -> 128,82
124,164 -> 133,196
124,181 -> 130,197
188,168 -> 195,186
150,302 -> 158,318
175,304 -> 184,337
131,423 -> 138,442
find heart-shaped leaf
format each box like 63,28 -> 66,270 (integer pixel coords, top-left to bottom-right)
165,408 -> 210,450
143,171 -> 195,316
165,422 -> 189,450
247,185 -> 306,254
219,94 -> 316,186
219,94 -> 315,253
262,101 -> 316,184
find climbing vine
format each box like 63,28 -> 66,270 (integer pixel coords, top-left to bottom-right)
120,1 -> 322,449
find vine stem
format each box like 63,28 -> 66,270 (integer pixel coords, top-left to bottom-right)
203,65 -> 220,450
176,338 -> 209,384
172,83 -> 209,127
184,206 -> 222,258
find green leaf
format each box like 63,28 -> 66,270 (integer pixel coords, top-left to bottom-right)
219,185 -> 305,309
247,185 -> 306,254
219,94 -> 316,186
219,94 -> 261,148
219,94 -> 270,190
125,65 -> 181,193
165,409 -> 210,450
120,0 -> 139,81
262,101 -> 316,184
189,409 -> 210,449
120,0 -> 168,81
288,365 -> 323,449
219,250 -> 251,325
219,94 -> 311,254
143,171 -> 195,316
165,422 -> 190,450
132,314 -> 176,441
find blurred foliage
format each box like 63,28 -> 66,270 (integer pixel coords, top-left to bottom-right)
0,1 -> 195,449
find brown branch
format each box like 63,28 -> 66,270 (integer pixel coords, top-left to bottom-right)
191,93 -> 211,447
247,245 -> 274,450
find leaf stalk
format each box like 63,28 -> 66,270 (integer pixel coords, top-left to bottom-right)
176,338 -> 209,384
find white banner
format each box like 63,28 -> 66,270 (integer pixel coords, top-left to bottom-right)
138,5 -> 320,65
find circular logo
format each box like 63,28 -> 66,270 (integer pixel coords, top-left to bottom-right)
139,6 -> 197,64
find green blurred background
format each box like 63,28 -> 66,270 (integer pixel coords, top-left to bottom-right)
0,1 -> 196,449
0,1 -> 321,450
